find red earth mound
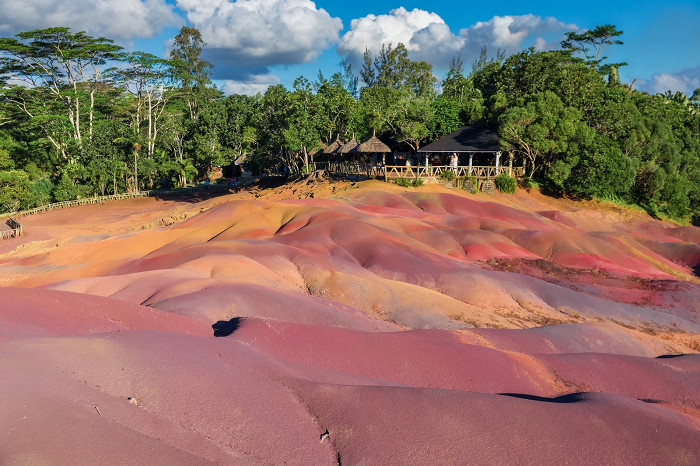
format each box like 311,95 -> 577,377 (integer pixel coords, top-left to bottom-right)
0,178 -> 698,463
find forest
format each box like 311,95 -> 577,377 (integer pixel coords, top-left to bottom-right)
1,25 -> 698,223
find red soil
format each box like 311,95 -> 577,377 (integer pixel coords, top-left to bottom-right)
0,177 -> 698,463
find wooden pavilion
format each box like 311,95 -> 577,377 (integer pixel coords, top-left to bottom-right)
418,125 -> 505,173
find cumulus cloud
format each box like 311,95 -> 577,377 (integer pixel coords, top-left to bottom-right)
220,73 -> 281,96
338,9 -> 576,70
641,66 -> 700,95
175,0 -> 342,68
338,8 -> 450,63
0,0 -> 178,39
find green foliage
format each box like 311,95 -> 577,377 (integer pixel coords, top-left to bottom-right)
456,175 -> 478,193
440,169 -> 456,181
494,173 -> 517,193
52,172 -> 81,202
361,43 -> 436,97
394,177 -> 412,187
26,177 -> 54,208
498,91 -> 585,178
412,178 -> 424,187
561,24 -> 626,73
0,147 -> 13,170
0,169 -> 30,212
0,24 -> 697,222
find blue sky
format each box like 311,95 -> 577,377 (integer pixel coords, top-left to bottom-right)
1,0 -> 699,95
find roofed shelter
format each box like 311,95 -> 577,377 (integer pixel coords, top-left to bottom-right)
418,125 -> 509,174
338,135 -> 360,156
323,136 -> 343,155
357,130 -> 392,166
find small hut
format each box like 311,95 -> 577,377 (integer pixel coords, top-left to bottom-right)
338,135 -> 360,157
357,131 -> 391,165
323,136 -> 343,155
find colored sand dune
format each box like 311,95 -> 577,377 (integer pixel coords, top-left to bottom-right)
0,178 -> 698,464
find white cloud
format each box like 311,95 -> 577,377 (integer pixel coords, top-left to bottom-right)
642,67 -> 700,95
0,0 -> 178,39
338,8 -> 450,62
338,10 -> 576,69
220,73 -> 281,96
175,0 -> 342,66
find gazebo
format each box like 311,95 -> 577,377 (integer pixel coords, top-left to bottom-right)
418,125 -> 509,175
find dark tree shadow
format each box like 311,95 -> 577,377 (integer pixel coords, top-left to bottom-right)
212,317 -> 243,337
498,392 -> 587,403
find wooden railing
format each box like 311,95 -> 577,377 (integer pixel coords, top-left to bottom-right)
316,161 -> 383,178
318,162 -> 525,183
384,165 -> 524,183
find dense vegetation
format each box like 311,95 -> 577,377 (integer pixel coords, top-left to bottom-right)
1,25 -> 698,222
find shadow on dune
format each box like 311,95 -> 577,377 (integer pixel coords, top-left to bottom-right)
655,354 -> 686,359
499,392 -> 587,403
212,317 -> 243,337
151,186 -> 241,204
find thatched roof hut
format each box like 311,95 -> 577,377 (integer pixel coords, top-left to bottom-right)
339,135 -> 360,155
357,131 -> 391,153
323,137 -> 343,154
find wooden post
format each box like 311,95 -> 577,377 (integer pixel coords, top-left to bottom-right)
382,153 -> 387,182
495,151 -> 501,176
508,155 -> 513,177
468,154 -> 473,176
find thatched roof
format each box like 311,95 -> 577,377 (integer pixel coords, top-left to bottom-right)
339,135 -> 360,154
357,132 -> 391,153
418,125 -> 501,153
323,137 -> 343,154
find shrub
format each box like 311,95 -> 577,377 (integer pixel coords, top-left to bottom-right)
494,173 -> 517,193
440,169 -> 456,181
394,177 -> 423,188
25,177 -> 54,208
52,172 -> 92,201
0,169 -> 31,212
394,177 -> 412,187
460,175 -> 478,193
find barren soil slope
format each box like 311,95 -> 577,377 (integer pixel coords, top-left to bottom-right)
1,176 -> 699,464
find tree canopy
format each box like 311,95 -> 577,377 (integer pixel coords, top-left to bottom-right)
0,25 -> 698,223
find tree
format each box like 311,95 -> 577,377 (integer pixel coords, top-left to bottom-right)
561,24 -> 626,73
315,72 -> 355,143
222,94 -> 258,166
169,27 -> 213,121
440,57 -> 485,126
360,43 -> 436,97
394,94 -> 434,152
498,91 -> 584,178
189,99 -> 228,173
0,27 -> 123,159
116,52 -> 174,158
0,169 -> 30,212
252,84 -> 292,173
340,57 -> 359,99
284,77 -> 323,172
